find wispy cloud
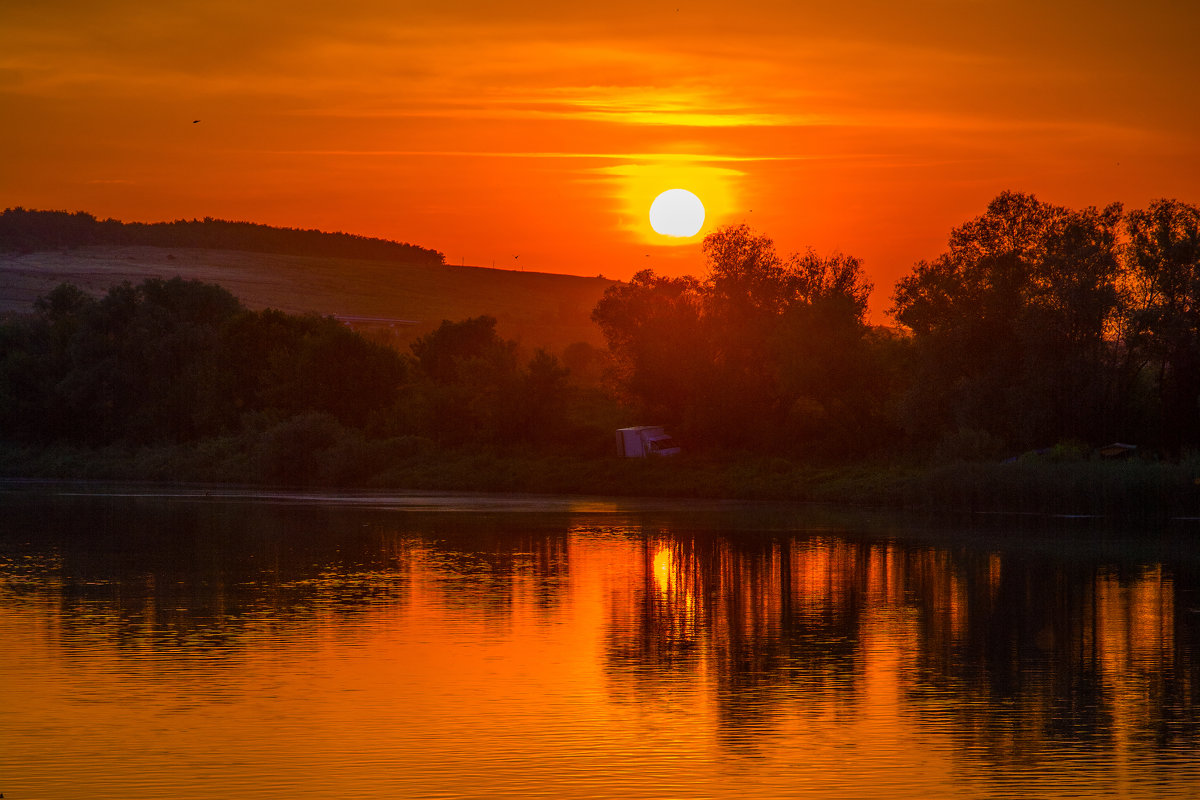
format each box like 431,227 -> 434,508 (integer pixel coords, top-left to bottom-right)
263,150 -> 818,161
3,0 -> 1197,292
520,85 -> 826,128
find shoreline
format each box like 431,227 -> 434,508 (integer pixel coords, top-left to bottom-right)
4,442 -> 1200,526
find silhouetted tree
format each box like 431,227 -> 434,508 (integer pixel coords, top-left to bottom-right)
1124,199 -> 1200,450
591,270 -> 709,430
42,278 -> 242,442
411,316 -> 516,384
891,191 -> 1124,451
401,316 -> 578,445
0,279 -> 407,446
516,349 -> 572,443
258,315 -> 407,429
593,225 -> 878,454
772,251 -> 891,455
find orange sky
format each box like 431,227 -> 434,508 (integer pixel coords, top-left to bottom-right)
3,1 -> 1199,317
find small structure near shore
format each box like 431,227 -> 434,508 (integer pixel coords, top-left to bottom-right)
1098,442 -> 1137,459
616,426 -> 681,458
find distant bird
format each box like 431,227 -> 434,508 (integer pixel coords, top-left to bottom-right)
192,119 -> 200,124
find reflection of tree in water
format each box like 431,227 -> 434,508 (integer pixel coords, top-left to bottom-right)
413,517 -> 570,620
0,496 -> 570,665
907,549 -> 1200,773
603,527 -> 1200,766
605,531 -> 869,751
1,496 -> 413,661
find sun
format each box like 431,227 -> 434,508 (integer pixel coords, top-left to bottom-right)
649,189 -> 705,238
597,160 -> 736,246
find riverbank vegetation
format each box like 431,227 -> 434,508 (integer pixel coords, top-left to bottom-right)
596,192 -> 1200,460
3,441 -> 1198,524
2,192 -> 1199,518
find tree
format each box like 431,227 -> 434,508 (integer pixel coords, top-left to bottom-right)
216,309 -> 406,430
410,316 -> 516,384
0,207 -> 445,265
405,316 -> 576,445
891,191 -> 1124,450
593,226 -> 878,454
702,223 -> 791,318
262,317 -> 407,429
591,269 -> 710,430
46,278 -> 244,443
0,279 -> 408,446
1124,199 -> 1200,450
771,251 -> 885,455
513,349 -> 572,444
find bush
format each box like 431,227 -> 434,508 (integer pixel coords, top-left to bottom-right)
249,413 -> 353,486
933,427 -> 1008,462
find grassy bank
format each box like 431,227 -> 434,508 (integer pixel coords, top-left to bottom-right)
3,436 -> 1199,524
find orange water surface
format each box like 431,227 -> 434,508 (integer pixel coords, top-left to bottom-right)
1,488 -> 1198,799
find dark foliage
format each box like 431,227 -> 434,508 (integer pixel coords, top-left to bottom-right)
0,207 -> 444,266
0,278 -> 406,446
7,192 -> 1200,487
0,278 -> 616,483
596,196 -> 1200,459
221,309 -> 408,430
891,192 -> 1125,449
1123,199 -> 1200,451
892,192 -> 1200,455
593,224 -> 888,456
402,316 -> 576,446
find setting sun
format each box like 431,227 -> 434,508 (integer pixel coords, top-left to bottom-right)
3,2 -> 1200,797
2,3 -> 1199,308
649,189 -> 706,238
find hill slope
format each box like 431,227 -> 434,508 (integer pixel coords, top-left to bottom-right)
0,245 -> 616,351
0,208 -> 444,266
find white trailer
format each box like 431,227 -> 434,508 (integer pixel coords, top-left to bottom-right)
616,426 -> 681,458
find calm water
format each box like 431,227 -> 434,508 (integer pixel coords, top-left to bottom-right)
2,486 -> 1199,799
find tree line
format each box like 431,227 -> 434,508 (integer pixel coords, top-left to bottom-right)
595,192 -> 1200,459
0,277 -> 611,484
0,208 -> 445,266
2,191 -> 1198,471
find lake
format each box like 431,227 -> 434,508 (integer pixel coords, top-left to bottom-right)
2,485 -> 1198,799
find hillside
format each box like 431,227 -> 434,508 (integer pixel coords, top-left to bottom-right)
0,208 -> 444,266
0,245 -> 616,351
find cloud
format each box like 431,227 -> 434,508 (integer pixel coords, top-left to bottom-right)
5,0 -> 1193,148
263,150 -> 811,161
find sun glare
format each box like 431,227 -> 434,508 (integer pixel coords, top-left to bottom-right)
597,160 -> 739,246
649,189 -> 706,238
